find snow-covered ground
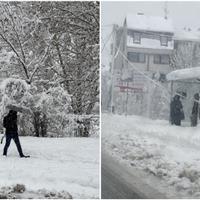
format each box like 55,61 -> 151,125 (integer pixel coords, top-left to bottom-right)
0,137 -> 99,199
102,113 -> 200,198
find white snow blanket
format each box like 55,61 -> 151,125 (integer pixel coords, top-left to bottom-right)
166,67 -> 200,81
0,137 -> 99,199
102,113 -> 200,198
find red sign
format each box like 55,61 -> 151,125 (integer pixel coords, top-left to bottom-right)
115,85 -> 144,93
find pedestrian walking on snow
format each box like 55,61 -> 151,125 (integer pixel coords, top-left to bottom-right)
3,110 -> 30,158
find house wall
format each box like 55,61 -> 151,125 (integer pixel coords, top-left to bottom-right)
111,25 -> 173,116
126,46 -> 172,74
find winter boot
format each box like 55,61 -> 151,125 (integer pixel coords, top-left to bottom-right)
20,155 -> 30,158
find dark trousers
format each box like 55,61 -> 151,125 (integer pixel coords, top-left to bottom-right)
3,133 -> 23,156
191,114 -> 198,127
174,118 -> 181,126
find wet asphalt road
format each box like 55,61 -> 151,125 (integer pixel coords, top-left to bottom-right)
101,153 -> 146,199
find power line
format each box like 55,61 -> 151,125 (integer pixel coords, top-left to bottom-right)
101,29 -> 114,53
105,28 -> 171,101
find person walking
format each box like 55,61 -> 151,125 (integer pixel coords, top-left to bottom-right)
3,110 -> 30,158
170,94 -> 184,126
191,93 -> 200,127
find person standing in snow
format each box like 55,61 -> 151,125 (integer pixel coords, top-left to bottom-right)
191,93 -> 200,127
170,94 -> 184,126
3,110 -> 29,158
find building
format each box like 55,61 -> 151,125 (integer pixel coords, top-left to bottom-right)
111,13 -> 200,118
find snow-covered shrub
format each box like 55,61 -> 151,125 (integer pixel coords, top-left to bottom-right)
29,86 -> 75,137
0,78 -> 96,137
0,78 -> 31,119
0,185 -> 72,199
33,86 -> 71,114
70,114 -> 98,137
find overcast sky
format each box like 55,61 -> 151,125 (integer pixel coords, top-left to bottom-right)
101,1 -> 200,68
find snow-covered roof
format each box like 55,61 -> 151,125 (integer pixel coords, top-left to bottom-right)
126,14 -> 174,33
174,29 -> 200,42
166,67 -> 200,81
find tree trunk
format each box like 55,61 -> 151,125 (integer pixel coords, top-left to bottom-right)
40,113 -> 47,137
33,111 -> 40,137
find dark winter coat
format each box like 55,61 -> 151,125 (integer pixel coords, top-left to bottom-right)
191,93 -> 200,127
192,101 -> 199,115
170,95 -> 184,126
3,110 -> 18,134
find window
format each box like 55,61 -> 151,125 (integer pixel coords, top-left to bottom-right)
154,55 -> 160,64
133,32 -> 141,44
138,53 -> 145,62
127,52 -> 145,63
154,55 -> 170,64
160,36 -> 168,46
161,55 -> 170,64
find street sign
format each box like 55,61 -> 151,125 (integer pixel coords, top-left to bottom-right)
115,85 -> 144,93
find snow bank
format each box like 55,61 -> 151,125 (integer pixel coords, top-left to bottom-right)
0,137 -> 99,199
102,113 -> 200,198
0,184 -> 72,199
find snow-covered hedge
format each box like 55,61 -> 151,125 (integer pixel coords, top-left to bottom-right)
0,78 -> 98,137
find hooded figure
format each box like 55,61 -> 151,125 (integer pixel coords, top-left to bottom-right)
170,95 -> 184,126
191,93 -> 200,127
3,110 -> 29,158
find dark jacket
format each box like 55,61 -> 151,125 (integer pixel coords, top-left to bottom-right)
3,110 -> 18,134
170,95 -> 184,124
191,93 -> 200,127
192,93 -> 200,116
192,101 -> 199,115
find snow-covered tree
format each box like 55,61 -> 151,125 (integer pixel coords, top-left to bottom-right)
170,40 -> 200,121
101,69 -> 111,111
0,2 -> 99,137
35,1 -> 100,136
171,41 -> 200,69
0,2 -> 50,83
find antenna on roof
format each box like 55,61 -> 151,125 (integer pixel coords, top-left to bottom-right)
164,1 -> 169,20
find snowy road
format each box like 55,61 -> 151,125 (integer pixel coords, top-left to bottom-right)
102,113 -> 200,198
0,136 -> 99,199
102,153 -> 147,199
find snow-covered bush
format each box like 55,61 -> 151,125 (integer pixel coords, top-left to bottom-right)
0,78 -> 98,137
0,78 -> 31,118
31,86 -> 74,137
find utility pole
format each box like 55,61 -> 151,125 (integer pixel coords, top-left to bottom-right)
110,24 -> 117,114
125,81 -> 129,116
